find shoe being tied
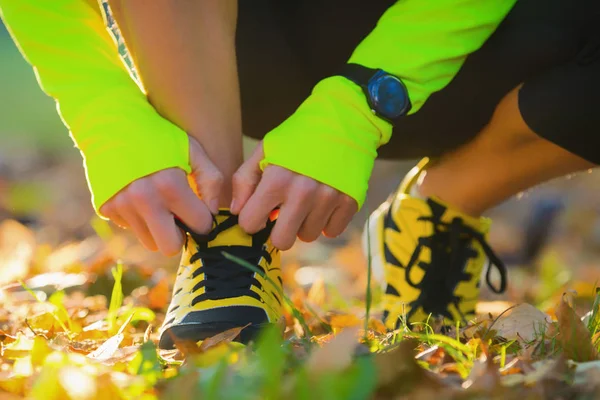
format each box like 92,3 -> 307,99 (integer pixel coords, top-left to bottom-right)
158,210 -> 283,349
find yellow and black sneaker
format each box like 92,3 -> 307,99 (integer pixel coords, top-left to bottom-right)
158,210 -> 282,349
364,158 -> 507,330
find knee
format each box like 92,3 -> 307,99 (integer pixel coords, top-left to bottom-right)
480,85 -> 542,149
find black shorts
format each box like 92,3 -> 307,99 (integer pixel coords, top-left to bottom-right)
236,0 -> 600,164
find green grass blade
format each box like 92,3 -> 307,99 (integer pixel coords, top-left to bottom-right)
364,214 -> 373,341
19,280 -> 71,336
107,262 -> 124,336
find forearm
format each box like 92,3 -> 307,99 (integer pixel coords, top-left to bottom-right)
263,0 -> 518,208
109,0 -> 242,201
0,0 -> 191,213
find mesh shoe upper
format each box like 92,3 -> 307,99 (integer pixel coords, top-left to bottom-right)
365,159 -> 507,329
158,210 -> 282,349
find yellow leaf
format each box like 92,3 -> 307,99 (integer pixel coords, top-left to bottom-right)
31,336 -> 53,366
329,314 -> 362,333
2,333 -> 34,359
13,356 -> 33,377
0,373 -> 27,396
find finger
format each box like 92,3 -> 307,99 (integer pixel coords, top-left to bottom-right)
188,137 -> 224,214
270,198 -> 311,250
142,206 -> 185,257
297,187 -> 340,242
108,212 -> 129,230
118,202 -> 158,251
231,142 -> 264,215
323,197 -> 358,238
238,166 -> 287,234
100,202 -> 129,229
153,171 -> 214,234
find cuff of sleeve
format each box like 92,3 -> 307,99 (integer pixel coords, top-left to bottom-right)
84,116 -> 191,214
261,76 -> 391,209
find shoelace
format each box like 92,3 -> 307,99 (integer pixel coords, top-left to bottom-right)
403,200 -> 507,321
175,213 -> 278,306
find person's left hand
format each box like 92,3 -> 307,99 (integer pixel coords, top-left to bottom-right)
231,142 -> 358,250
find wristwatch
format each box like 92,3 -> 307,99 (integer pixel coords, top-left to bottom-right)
341,63 -> 411,125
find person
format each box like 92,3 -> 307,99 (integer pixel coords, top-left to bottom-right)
1,0 -> 598,348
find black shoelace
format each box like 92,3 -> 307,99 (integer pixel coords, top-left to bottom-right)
403,199 -> 507,322
175,212 -> 278,306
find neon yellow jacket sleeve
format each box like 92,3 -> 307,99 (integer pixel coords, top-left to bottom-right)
262,0 -> 518,209
0,0 -> 191,214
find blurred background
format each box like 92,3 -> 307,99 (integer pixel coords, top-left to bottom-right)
1,20 -> 598,313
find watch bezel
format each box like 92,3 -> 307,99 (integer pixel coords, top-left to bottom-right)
366,70 -> 411,122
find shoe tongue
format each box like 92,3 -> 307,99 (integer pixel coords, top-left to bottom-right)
208,211 -> 253,248
430,196 -> 491,234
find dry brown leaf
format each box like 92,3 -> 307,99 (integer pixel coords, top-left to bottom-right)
171,335 -> 202,359
462,353 -> 501,393
556,294 -> 599,362
374,339 -> 448,397
490,303 -> 551,344
328,314 -> 362,331
197,324 -> 249,352
147,277 -> 170,310
307,276 -> 326,307
306,327 -> 359,375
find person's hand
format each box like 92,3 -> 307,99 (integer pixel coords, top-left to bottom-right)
231,142 -> 358,250
100,137 -> 224,256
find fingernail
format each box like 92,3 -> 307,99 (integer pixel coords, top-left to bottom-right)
209,199 -> 219,214
230,200 -> 237,214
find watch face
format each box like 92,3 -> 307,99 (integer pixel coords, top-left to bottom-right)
368,72 -> 411,120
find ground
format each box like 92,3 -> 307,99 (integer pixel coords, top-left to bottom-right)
0,22 -> 600,400
0,163 -> 599,399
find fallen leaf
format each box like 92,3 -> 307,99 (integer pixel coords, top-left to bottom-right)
2,333 -> 34,359
87,333 -> 124,362
490,303 -> 551,344
374,340 -> 448,397
328,314 -> 362,331
462,353 -> 501,393
87,313 -> 133,362
571,360 -> 600,385
31,336 -> 53,366
197,324 -> 249,352
171,335 -> 203,359
307,276 -> 326,307
556,294 -> 598,362
306,327 -> 359,375
147,277 -> 170,310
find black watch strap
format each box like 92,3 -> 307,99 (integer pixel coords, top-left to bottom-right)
341,63 -> 379,87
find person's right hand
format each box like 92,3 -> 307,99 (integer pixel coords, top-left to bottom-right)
99,137 -> 223,256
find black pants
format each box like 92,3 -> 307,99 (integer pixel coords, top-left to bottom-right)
236,0 -> 600,164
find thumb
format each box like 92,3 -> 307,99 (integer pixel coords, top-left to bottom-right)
188,136 -> 224,215
231,141 -> 264,215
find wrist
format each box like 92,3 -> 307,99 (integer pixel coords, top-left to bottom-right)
261,76 -> 390,208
